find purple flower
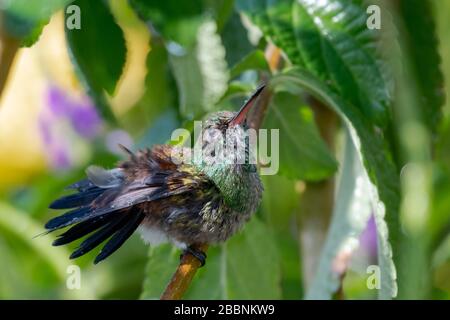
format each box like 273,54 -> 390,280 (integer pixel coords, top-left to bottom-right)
39,84 -> 103,170
45,85 -> 102,139
69,99 -> 102,139
47,86 -> 72,117
51,145 -> 72,170
359,214 -> 378,262
38,116 -> 53,145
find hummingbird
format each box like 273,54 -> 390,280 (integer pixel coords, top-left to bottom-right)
44,85 -> 265,265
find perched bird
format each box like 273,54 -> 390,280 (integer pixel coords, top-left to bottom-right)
44,86 -> 265,265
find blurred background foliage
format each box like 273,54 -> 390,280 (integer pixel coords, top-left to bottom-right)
0,0 -> 448,299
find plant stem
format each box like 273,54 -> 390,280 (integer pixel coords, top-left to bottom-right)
0,27 -> 20,102
159,42 -> 282,300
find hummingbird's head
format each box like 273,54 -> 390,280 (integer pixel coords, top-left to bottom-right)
193,85 -> 265,213
198,84 -> 265,168
202,84 -> 265,133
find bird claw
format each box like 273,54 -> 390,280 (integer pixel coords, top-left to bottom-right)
180,246 -> 207,267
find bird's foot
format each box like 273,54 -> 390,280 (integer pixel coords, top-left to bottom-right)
180,246 -> 207,267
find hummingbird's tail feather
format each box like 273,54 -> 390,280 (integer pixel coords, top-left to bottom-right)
49,167 -> 124,211
46,167 -> 129,232
45,163 -> 176,262
68,211 -> 135,260
49,187 -> 105,209
49,208 -> 145,264
52,211 -> 122,246
94,211 -> 145,264
48,197 -> 146,263
45,183 -> 123,232
45,206 -> 95,231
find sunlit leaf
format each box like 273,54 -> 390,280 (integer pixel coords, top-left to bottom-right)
307,132 -> 372,299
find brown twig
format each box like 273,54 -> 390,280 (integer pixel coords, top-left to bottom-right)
160,244 -> 209,300
159,42 -> 283,301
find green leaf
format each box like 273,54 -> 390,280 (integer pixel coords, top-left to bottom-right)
188,218 -> 281,299
0,202 -> 96,299
129,0 -> 204,48
20,19 -> 49,47
237,0 -> 391,126
381,0 -> 441,299
2,0 -> 72,47
122,35 -> 177,137
221,10 -> 256,66
261,174 -> 302,298
272,67 -> 400,299
398,0 -> 445,134
262,91 -> 338,180
217,81 -> 254,103
130,2 -> 230,118
307,131 -> 373,299
261,175 -> 298,227
140,218 -> 282,299
128,0 -> 204,24
65,0 -> 127,122
169,19 -> 229,118
3,0 -> 73,22
169,49 -> 206,119
230,50 -> 270,78
130,0 -> 236,47
205,0 -> 235,32
0,11 -> 47,47
140,244 -> 179,299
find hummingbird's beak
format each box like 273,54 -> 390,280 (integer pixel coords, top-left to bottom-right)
229,84 -> 266,127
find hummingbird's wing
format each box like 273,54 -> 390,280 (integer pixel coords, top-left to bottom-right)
45,144 -> 209,264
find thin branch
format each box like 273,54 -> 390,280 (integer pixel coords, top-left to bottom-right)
161,244 -> 209,300
160,42 -> 283,300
